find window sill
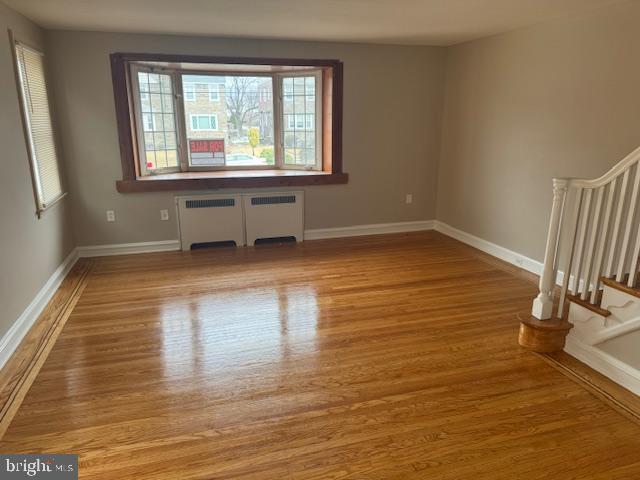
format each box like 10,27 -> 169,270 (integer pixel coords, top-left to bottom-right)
116,170 -> 348,192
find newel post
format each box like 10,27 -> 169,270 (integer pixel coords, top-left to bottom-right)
532,178 -> 568,320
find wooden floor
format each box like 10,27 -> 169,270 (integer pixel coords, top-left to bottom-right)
2,232 -> 640,479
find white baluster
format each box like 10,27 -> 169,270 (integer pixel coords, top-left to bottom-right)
590,180 -> 616,303
532,179 -> 568,320
558,188 -> 583,317
571,189 -> 592,296
616,164 -> 640,281
582,187 -> 604,300
604,170 -> 629,277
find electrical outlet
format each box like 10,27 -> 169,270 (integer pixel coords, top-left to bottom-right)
160,209 -> 169,221
405,193 -> 413,204
106,210 -> 115,222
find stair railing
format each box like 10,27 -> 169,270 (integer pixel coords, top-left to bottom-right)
533,146 -> 640,320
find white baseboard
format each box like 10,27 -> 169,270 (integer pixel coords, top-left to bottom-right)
77,240 -> 181,258
432,221 -> 585,290
304,220 -> 436,240
565,335 -> 640,396
0,248 -> 79,369
432,220 -> 544,276
77,223 -> 436,255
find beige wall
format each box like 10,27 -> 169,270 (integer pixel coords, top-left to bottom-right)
437,0 -> 640,261
0,3 -> 75,338
46,31 -> 445,246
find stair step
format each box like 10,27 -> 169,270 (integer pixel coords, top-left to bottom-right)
566,292 -> 611,317
601,276 -> 640,299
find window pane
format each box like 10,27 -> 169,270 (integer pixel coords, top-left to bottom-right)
136,71 -> 178,171
283,77 -> 293,96
144,132 -> 154,150
160,75 -> 171,93
152,113 -> 163,130
284,132 -> 295,149
148,73 -> 161,92
155,150 -> 167,168
303,148 -> 316,166
139,93 -> 149,112
284,114 -> 293,131
305,132 -> 315,149
145,150 -> 156,167
166,150 -> 178,165
138,72 -> 149,92
154,132 -> 166,149
282,75 -> 318,168
161,94 -> 174,113
163,114 -> 175,131
142,113 -> 153,131
182,74 -> 274,167
149,93 -> 163,113
165,133 -> 177,150
305,76 -> 315,91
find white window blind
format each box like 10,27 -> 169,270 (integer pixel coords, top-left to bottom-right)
14,42 -> 64,213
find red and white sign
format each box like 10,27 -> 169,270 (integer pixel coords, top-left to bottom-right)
189,139 -> 225,166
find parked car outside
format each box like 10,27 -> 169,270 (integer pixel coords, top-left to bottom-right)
225,153 -> 268,166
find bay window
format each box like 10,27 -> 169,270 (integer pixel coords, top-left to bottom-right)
110,53 -> 346,191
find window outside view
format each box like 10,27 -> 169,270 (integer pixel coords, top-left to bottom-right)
182,74 -> 275,168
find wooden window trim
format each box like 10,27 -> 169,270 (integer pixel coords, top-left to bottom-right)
110,53 -> 346,192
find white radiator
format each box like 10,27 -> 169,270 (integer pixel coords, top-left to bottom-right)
176,194 -> 245,251
242,192 -> 304,246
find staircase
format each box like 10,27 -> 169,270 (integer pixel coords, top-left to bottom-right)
519,146 -> 640,395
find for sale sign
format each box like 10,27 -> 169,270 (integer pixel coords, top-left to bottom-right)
189,139 -> 225,166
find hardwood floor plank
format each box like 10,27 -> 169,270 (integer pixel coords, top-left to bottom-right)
0,259 -> 92,438
1,232 -> 639,478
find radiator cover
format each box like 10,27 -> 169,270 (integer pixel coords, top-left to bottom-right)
176,194 -> 245,251
242,191 -> 304,246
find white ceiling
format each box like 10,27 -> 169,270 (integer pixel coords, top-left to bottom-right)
3,0 -> 628,46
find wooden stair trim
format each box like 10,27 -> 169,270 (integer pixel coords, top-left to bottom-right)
540,351 -> 640,427
601,276 -> 640,299
567,292 -> 611,317
519,316 -> 573,331
0,259 -> 92,439
518,315 -> 573,353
